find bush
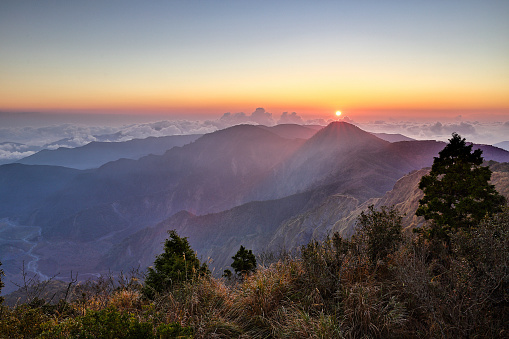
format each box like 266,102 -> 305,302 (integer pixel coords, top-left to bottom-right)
40,307 -> 154,338
394,209 -> 509,337
0,304 -> 49,338
354,205 -> 403,266
300,233 -> 349,300
156,322 -> 193,338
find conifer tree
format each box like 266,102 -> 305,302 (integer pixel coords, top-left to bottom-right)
416,133 -> 506,241
143,230 -> 208,299
231,246 -> 257,276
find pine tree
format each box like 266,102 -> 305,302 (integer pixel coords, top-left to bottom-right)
143,230 -> 208,299
231,246 -> 257,276
416,133 -> 506,241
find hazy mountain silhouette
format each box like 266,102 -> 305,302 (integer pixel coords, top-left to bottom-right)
251,122 -> 417,202
0,164 -> 81,217
1,122 -> 509,284
372,132 -> 415,142
494,141 -> 509,151
258,124 -> 322,140
100,190 -> 319,272
28,125 -> 304,242
15,134 -> 201,169
108,162 -> 509,275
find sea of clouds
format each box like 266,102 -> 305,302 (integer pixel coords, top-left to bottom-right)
1,108 -> 508,163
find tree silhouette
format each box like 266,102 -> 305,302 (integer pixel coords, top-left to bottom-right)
231,246 -> 257,276
143,230 -> 208,299
416,133 -> 506,241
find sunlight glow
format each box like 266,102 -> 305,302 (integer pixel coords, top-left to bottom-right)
335,111 -> 342,117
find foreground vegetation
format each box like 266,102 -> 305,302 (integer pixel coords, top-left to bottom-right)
1,206 -> 507,338
0,133 -> 506,337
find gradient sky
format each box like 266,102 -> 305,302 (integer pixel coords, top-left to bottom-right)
1,0 -> 508,120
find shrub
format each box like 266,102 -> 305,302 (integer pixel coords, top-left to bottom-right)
340,283 -> 407,338
354,205 -> 403,266
40,307 -> 155,338
394,209 -> 509,337
0,304 -> 49,338
156,322 -> 193,338
300,233 -> 348,300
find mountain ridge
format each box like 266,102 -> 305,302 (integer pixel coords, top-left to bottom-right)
2,122 -> 509,291
15,134 -> 202,169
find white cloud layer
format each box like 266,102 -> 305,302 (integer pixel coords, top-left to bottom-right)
0,110 -> 507,163
353,118 -> 509,146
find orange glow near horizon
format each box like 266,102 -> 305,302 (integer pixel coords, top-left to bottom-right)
2,80 -> 508,115
2,2 -> 509,122
2,69 -> 508,118
1,61 -> 508,120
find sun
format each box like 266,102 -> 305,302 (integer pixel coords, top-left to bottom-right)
335,111 -> 342,117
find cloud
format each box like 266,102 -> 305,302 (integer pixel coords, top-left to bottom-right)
277,112 -> 304,125
106,120 -> 217,142
429,122 -> 443,134
340,116 -> 354,123
354,118 -> 509,145
5,109 -> 506,164
450,122 -> 476,135
0,142 -> 40,162
217,108 -> 276,127
0,149 -> 36,161
0,124 -> 116,147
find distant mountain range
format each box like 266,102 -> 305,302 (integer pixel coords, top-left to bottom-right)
14,134 -> 202,169
1,122 -> 508,294
494,141 -> 509,152
371,132 -> 415,142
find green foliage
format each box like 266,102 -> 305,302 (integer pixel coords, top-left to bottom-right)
222,269 -> 232,279
231,245 -> 257,276
300,233 -> 349,299
156,322 -> 193,338
143,230 -> 208,299
40,307 -> 154,338
416,133 -> 506,241
0,304 -> 49,338
355,205 -> 403,265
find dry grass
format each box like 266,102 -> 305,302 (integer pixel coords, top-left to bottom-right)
2,209 -> 508,338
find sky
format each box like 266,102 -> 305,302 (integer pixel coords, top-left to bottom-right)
1,0 -> 508,122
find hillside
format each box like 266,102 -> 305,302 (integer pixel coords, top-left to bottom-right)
99,161 -> 509,275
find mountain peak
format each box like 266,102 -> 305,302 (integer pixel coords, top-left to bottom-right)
304,121 -> 388,151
